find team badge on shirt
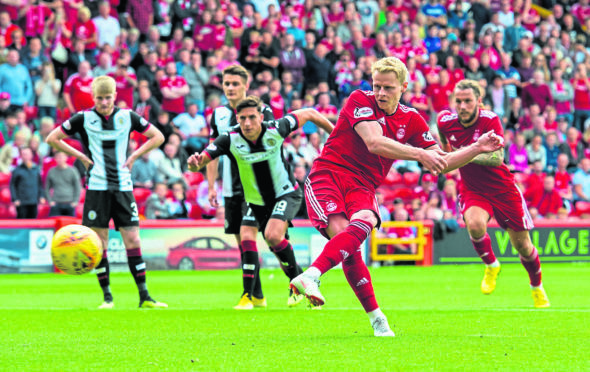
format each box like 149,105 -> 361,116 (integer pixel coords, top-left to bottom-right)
396,128 -> 406,139
265,138 -> 277,147
326,202 -> 337,212
473,129 -> 480,141
423,131 -> 434,142
354,107 -> 373,118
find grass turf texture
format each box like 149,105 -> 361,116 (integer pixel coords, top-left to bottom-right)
0,263 -> 589,371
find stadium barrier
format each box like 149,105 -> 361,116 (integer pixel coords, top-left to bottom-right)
0,218 -> 344,274
370,220 -> 434,266
435,220 -> 590,264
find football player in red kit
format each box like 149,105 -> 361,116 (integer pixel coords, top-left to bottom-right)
290,57 -> 504,337
437,79 -> 550,308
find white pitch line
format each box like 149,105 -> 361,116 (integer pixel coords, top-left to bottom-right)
0,307 -> 589,312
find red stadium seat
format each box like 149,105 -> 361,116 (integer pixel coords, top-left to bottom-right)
0,187 -> 12,204
189,204 -> 202,219
75,204 -> 84,218
403,172 -> 420,188
0,204 -> 16,219
24,105 -> 38,121
185,188 -> 198,203
78,189 -> 86,203
574,201 -> 590,216
184,171 -> 204,187
388,187 -> 415,203
383,171 -> 402,186
0,172 -> 10,187
37,204 -> 51,218
133,188 -> 152,205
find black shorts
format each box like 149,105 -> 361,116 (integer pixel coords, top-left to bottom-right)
224,195 -> 248,235
82,190 -> 140,229
241,189 -> 303,233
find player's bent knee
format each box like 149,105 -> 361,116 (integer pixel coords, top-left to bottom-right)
466,221 -> 487,239
350,210 -> 378,227
263,231 -> 284,247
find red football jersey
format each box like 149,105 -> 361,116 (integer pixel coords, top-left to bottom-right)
313,90 -> 437,189
437,109 -> 515,194
64,73 -> 94,112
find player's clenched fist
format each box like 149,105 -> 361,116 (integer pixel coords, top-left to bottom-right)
476,130 -> 504,153
419,148 -> 448,175
187,153 -> 208,172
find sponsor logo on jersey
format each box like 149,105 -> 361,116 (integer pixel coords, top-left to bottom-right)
354,107 -> 374,118
206,143 -> 217,151
396,128 -> 406,139
377,117 -> 386,126
63,120 -> 71,130
140,117 -> 149,127
450,135 -> 456,141
356,277 -> 369,286
326,202 -> 337,212
423,131 -> 434,142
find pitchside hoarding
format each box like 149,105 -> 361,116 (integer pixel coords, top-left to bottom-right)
434,220 -> 590,264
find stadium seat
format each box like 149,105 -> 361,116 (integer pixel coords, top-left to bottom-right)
403,172 -> 420,188
0,187 -> 12,204
0,204 -> 16,219
184,171 -> 204,187
0,172 -> 10,187
37,204 -> 50,218
189,204 -> 202,219
185,188 -> 198,202
383,171 -> 403,186
75,204 -> 84,218
24,105 -> 38,121
133,188 -> 152,205
388,187 -> 415,203
574,201 -> 590,216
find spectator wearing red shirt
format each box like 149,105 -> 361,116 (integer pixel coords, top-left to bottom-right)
445,55 -> 464,87
422,53 -> 442,86
414,173 -> 437,204
525,175 -> 562,218
63,61 -> 94,114
407,81 -> 430,123
0,11 -> 22,47
22,1 -> 54,38
160,61 -> 189,116
314,92 -> 338,124
554,153 -> 574,206
571,64 -> 590,131
425,70 -> 453,113
73,7 -> 98,59
559,127 -> 585,170
521,70 -> 553,113
108,58 -> 138,109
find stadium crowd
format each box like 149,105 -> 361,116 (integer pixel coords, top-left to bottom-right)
0,0 -> 589,224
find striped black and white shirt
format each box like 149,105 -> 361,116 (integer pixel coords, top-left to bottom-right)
61,107 -> 151,191
210,104 -> 274,198
205,114 -> 299,206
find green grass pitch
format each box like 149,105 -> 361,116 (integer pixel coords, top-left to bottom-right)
1,263 -> 589,371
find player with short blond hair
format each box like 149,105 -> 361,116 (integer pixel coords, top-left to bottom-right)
46,76 -> 168,309
290,57 -> 503,337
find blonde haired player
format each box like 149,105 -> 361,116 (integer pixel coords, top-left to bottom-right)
437,79 -> 550,308
47,76 -> 168,309
290,57 -> 504,336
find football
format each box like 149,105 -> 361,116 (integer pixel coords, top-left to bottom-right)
51,224 -> 103,275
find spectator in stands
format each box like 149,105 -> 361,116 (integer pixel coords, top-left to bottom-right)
20,37 -> 47,87
34,62 -> 61,120
34,117 -> 55,159
160,61 -> 189,117
544,132 -> 560,174
172,103 -> 208,155
486,74 -> 510,120
525,174 -> 562,219
527,135 -> 547,170
521,70 -> 553,113
549,67 -> 574,123
0,11 -> 22,47
125,0 -> 154,35
555,153 -> 574,209
516,53 -> 535,83
135,84 -> 161,124
73,7 -> 98,61
261,78 -> 286,119
93,1 -> 120,49
168,181 -> 191,219
280,33 -> 307,95
67,38 -> 94,74
9,146 -> 45,218
508,132 -> 529,173
131,152 -> 160,190
144,182 -> 172,219
414,173 -> 437,204
302,132 -> 323,167
45,151 -> 80,217
573,158 -> 590,204
559,127 -> 585,171
306,44 -> 331,85
109,57 -> 138,109
182,50 -> 209,113
63,61 -> 93,114
92,52 -> 114,77
157,142 -> 184,186
572,63 -> 590,132
0,49 -> 33,110
137,51 -> 160,99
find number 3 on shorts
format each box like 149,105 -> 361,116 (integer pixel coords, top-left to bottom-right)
130,202 -> 139,217
273,200 -> 288,215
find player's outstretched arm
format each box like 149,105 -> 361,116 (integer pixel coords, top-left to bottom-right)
470,148 -> 504,166
187,152 -> 213,173
291,108 -> 335,134
355,120 -> 448,174
437,131 -> 503,173
46,126 -> 93,169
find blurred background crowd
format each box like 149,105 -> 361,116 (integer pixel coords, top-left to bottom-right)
0,0 -> 589,227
